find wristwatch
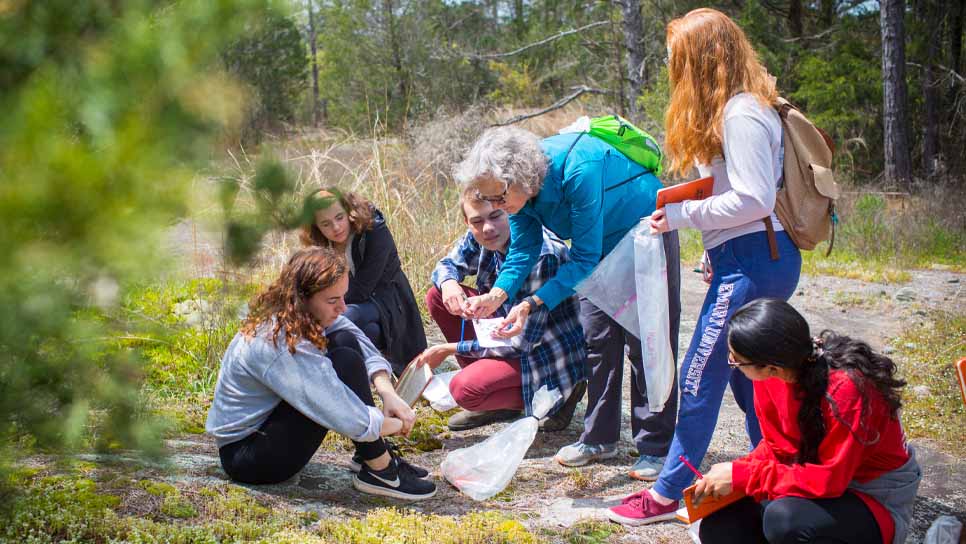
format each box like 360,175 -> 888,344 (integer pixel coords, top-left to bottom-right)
522,296 -> 538,312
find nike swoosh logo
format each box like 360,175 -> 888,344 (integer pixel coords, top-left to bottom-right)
370,472 -> 401,488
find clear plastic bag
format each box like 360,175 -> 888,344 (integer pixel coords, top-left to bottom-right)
925,515 -> 963,544
575,220 -> 674,412
421,369 -> 460,412
440,385 -> 562,501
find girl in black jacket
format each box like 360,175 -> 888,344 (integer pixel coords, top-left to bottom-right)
301,188 -> 427,376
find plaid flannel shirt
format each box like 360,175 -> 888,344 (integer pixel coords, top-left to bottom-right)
431,229 -> 586,415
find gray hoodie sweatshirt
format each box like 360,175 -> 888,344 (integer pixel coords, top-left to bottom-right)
205,315 -> 392,447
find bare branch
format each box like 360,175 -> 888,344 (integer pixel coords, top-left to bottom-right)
907,61 -> 966,86
469,21 -> 609,60
493,86 -> 607,127
783,26 -> 837,42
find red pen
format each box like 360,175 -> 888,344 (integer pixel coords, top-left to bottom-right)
679,455 -> 703,479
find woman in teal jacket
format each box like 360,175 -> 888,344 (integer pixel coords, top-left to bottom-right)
455,126 -> 682,478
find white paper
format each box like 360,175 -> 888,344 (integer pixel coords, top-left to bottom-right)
473,317 -> 513,348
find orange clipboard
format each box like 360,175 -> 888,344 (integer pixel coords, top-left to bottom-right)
655,176 -> 714,209
956,357 -> 966,406
681,484 -> 746,523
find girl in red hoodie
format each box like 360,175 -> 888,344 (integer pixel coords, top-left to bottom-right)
694,298 -> 920,544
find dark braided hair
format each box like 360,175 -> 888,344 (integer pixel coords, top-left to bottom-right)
727,298 -> 905,464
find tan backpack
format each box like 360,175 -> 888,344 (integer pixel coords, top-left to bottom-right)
764,97 -> 840,259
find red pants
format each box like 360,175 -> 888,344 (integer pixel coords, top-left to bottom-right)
425,285 -> 523,411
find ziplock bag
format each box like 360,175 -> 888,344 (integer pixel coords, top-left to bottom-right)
575,220 -> 674,412
440,385 -> 561,500
421,369 -> 460,412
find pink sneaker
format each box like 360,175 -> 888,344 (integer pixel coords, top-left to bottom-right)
606,489 -> 679,526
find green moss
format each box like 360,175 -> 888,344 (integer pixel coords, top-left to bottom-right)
895,311 -> 966,455
161,495 -> 199,519
315,508 -> 536,544
138,479 -> 178,497
562,519 -> 624,544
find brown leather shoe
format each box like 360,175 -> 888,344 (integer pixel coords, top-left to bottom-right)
447,409 -> 520,431
539,381 -> 587,432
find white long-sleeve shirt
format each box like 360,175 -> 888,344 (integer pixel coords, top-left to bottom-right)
205,315 -> 391,447
664,92 -> 784,250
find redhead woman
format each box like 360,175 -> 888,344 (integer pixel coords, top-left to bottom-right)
607,8 -> 803,524
301,188 -> 427,376
205,247 -> 435,499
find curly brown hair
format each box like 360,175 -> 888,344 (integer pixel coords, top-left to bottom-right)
241,246 -> 347,354
300,187 -> 374,247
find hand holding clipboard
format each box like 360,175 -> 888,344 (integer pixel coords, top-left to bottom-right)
656,175 -> 715,209
649,176 -> 714,235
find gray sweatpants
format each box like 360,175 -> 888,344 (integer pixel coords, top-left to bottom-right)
578,230 -> 681,457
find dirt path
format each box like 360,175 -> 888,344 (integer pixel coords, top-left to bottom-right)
137,265 -> 966,542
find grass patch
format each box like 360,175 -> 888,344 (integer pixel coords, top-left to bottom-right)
677,191 -> 964,284
895,310 -> 966,455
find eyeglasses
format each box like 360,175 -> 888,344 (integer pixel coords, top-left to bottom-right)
727,351 -> 758,368
475,182 -> 509,204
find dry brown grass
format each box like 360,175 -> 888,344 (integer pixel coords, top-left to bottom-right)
198,103 -> 603,302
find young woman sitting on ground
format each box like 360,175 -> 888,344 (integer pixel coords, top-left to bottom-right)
301,187 -> 427,376
652,298 -> 921,543
205,247 -> 436,500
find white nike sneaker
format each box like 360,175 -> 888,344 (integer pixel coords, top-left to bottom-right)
352,457 -> 437,500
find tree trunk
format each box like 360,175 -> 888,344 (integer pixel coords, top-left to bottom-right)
921,0 -> 943,177
821,0 -> 836,29
881,0 -> 913,187
514,0 -> 526,39
382,0 -> 409,109
952,0 -> 964,76
307,0 -> 321,127
611,14 -> 627,117
788,0 -> 804,37
620,0 -> 645,120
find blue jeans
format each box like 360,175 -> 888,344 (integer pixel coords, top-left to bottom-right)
343,301 -> 384,350
652,230 -> 801,500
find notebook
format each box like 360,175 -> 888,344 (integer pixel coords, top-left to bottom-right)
655,176 -> 714,209
394,360 -> 434,407
681,483 -> 746,522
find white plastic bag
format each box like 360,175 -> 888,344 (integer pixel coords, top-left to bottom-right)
925,515 -> 963,544
421,369 -> 460,412
440,385 -> 562,501
575,220 -> 675,412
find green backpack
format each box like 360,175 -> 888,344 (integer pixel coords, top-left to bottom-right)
587,114 -> 663,176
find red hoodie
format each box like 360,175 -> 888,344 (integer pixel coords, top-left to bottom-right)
731,370 -> 910,544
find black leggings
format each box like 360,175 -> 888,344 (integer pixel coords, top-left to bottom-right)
699,493 -> 883,544
343,302 -> 384,350
218,330 -> 388,484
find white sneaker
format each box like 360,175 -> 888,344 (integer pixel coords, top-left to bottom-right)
554,441 -> 619,467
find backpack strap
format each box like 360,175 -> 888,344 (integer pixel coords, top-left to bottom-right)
763,216 -> 780,261
559,132 -> 584,178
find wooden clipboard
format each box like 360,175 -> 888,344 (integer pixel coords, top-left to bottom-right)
655,176 -> 714,209
680,484 -> 746,523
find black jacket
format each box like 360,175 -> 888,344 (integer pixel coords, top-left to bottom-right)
346,208 -> 427,375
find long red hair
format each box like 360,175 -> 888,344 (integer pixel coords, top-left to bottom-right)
241,247 -> 347,354
664,8 -> 778,177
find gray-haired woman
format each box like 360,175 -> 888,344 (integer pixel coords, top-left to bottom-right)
454,126 -> 682,480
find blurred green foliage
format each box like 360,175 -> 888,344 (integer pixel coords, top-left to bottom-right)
0,0 -> 294,472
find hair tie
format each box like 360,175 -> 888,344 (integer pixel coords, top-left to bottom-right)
810,337 -> 825,362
